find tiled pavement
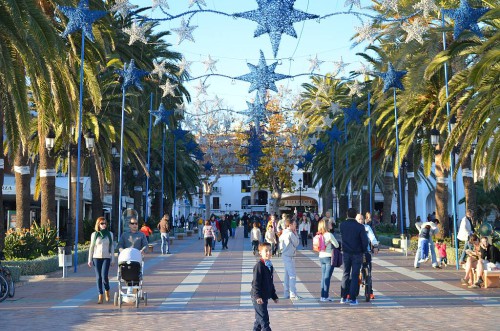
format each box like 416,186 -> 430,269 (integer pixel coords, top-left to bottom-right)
2,228 -> 500,330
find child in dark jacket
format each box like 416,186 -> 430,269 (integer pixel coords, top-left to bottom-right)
251,243 -> 279,331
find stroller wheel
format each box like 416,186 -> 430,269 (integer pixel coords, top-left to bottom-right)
144,292 -> 148,306
114,292 -> 118,306
135,293 -> 140,308
118,292 -> 122,308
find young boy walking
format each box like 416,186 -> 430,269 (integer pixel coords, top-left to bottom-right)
279,217 -> 301,300
251,243 -> 279,331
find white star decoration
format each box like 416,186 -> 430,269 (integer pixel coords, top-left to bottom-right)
110,0 -> 138,19
177,57 -> 192,74
189,0 -> 206,8
381,0 -> 399,13
160,79 -> 177,97
322,116 -> 334,127
152,0 -> 169,11
308,54 -> 324,72
194,80 -> 209,96
344,0 -> 361,8
413,0 -> 438,19
354,22 -> 379,44
123,22 -> 149,45
151,59 -> 168,79
356,63 -> 371,76
212,95 -> 224,109
310,98 -> 323,110
347,80 -> 363,97
328,102 -> 341,115
172,18 -> 197,44
402,18 -> 428,44
333,57 -> 349,74
203,55 -> 218,73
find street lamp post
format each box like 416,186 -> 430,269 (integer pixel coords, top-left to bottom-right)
111,144 -> 120,235
298,179 -> 308,214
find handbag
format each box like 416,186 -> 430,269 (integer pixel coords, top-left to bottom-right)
331,247 -> 343,268
217,232 -> 221,242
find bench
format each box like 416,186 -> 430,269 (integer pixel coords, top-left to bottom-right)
176,233 -> 185,240
186,230 -> 193,237
472,268 -> 500,288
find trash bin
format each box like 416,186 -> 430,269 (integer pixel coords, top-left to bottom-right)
148,244 -> 154,253
58,246 -> 72,267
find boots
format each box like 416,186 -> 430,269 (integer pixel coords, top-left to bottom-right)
105,290 -> 110,302
98,294 -> 103,304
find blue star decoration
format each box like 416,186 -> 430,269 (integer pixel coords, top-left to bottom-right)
173,128 -> 190,141
234,0 -> 318,57
303,151 -> 315,163
375,62 -> 407,93
235,50 -> 290,95
296,160 -> 305,170
203,161 -> 213,172
244,97 -> 268,125
116,59 -> 149,91
313,140 -> 327,153
57,0 -> 107,43
193,149 -> 205,161
326,125 -> 343,144
150,103 -> 174,126
442,0 -> 490,40
343,103 -> 364,125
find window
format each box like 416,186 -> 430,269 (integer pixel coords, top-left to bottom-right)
213,197 -> 220,210
241,180 -> 251,193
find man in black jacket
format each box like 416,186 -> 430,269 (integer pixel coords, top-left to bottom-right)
340,208 -> 369,305
220,214 -> 231,249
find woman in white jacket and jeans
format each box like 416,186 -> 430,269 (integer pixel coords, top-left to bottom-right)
317,219 -> 339,302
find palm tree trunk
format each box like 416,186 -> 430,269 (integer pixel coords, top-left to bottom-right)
15,144 -> 31,228
133,178 -> 143,220
461,154 -> 476,219
382,170 -> 394,224
435,152 -> 449,238
323,189 -> 333,216
0,89 -> 5,249
407,145 -> 417,229
111,159 -> 120,235
39,127 -> 56,228
89,154 -> 103,222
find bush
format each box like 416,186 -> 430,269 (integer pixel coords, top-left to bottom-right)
30,223 -> 58,256
4,225 -> 58,260
375,223 -> 399,235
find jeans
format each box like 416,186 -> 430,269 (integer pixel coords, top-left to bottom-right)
231,228 -> 236,237
161,233 -> 170,254
341,253 -> 362,301
414,238 -> 438,267
300,231 -> 308,247
320,257 -> 334,298
459,240 -> 472,263
252,298 -> 271,331
252,240 -> 260,254
221,234 -> 229,249
282,255 -> 297,297
93,258 -> 111,294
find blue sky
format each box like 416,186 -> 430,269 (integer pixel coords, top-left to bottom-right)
129,0 -> 374,124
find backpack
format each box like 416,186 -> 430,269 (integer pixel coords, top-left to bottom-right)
313,233 -> 326,252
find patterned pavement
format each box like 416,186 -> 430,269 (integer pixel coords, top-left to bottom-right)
1,227 -> 500,330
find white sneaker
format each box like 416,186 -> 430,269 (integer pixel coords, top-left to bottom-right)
290,295 -> 302,300
326,297 -> 335,302
320,297 -> 326,302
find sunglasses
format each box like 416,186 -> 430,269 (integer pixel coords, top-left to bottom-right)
130,222 -> 138,225
100,223 -> 107,225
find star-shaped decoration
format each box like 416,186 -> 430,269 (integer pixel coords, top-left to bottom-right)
347,80 -> 363,97
333,57 -> 349,74
296,160 -> 305,170
177,57 -> 192,74
413,0 -> 438,19
172,18 -> 197,44
381,0 -> 399,13
343,102 -> 364,125
151,59 -> 168,79
308,55 -> 324,72
160,79 -> 177,97
123,21 -> 150,45
175,102 -> 185,116
344,0 -> 361,8
356,62 -> 371,76
173,128 -> 190,141
110,0 -> 137,20
150,103 -> 174,126
152,0 -> 169,11
194,80 -> 210,96
310,98 -> 323,111
326,125 -> 343,143
203,55 -> 218,73
322,115 -> 334,128
375,62 -> 407,92
314,140 -> 327,153
303,151 -> 315,163
57,0 -> 107,43
203,161 -> 214,172
328,102 -> 341,115
354,22 -> 380,44
235,50 -> 291,95
212,95 -> 224,109
116,59 -> 149,91
402,18 -> 428,44
189,0 -> 207,8
442,0 -> 490,40
234,0 -> 319,57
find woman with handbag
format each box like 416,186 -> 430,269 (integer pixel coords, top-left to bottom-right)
317,219 -> 339,302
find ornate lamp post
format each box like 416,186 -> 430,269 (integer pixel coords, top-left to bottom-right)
297,178 -> 307,214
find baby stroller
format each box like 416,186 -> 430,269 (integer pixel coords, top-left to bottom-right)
114,248 -> 148,308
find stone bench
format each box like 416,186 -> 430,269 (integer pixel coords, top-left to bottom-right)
193,228 -> 199,234
186,230 -> 193,237
176,233 -> 185,240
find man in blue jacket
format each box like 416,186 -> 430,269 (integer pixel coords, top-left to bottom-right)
340,208 -> 369,305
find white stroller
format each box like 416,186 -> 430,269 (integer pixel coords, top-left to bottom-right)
114,248 -> 147,308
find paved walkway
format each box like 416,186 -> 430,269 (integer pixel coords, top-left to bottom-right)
1,227 -> 499,330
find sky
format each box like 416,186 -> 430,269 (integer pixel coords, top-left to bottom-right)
128,0 -> 375,127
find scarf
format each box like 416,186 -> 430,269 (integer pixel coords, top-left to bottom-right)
95,229 -> 112,253
263,259 -> 273,272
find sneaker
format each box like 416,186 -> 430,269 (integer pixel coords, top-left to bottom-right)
340,298 -> 348,304
325,297 -> 335,302
418,259 -> 426,263
349,299 -> 359,306
432,265 -> 442,269
369,294 -> 375,300
290,295 -> 302,300
320,297 -> 327,302
468,284 -> 480,289
461,278 -> 469,286
476,278 -> 484,285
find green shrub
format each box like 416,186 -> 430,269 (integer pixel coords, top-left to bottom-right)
30,223 -> 58,256
83,218 -> 94,242
4,228 -> 40,260
375,223 -> 399,235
